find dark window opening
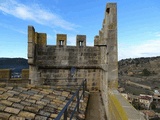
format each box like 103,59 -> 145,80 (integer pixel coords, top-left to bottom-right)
106,8 -> 110,14
59,40 -> 64,46
79,41 -> 83,46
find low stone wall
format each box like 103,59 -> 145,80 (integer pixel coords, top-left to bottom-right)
0,69 -> 30,87
0,69 -> 11,79
108,90 -> 145,120
21,69 -> 29,79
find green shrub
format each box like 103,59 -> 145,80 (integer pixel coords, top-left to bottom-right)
142,69 -> 151,76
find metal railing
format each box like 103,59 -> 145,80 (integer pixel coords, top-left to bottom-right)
55,79 -> 87,120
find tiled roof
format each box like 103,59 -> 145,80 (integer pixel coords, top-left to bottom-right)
139,96 -> 152,101
0,86 -> 88,120
141,110 -> 156,117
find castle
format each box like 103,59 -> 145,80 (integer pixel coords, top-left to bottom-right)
27,3 -> 118,119
0,3 -> 145,120
28,3 -> 118,92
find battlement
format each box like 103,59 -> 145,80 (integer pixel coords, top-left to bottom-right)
28,27 -> 101,90
28,26 -> 89,47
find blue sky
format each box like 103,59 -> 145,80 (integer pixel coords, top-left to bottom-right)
0,0 -> 160,60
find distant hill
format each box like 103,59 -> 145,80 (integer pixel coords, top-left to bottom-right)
118,56 -> 160,95
0,58 -> 29,73
119,56 -> 160,76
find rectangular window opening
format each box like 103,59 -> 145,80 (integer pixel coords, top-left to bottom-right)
59,40 -> 64,46
79,41 -> 83,47
106,8 -> 110,14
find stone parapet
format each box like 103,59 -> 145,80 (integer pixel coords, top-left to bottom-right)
0,69 -> 30,87
0,69 -> 11,79
21,69 -> 29,79
108,90 -> 145,120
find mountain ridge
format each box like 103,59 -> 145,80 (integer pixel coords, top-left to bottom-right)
118,56 -> 160,95
0,58 -> 29,73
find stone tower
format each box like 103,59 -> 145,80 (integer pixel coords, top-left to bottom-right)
28,3 -> 118,117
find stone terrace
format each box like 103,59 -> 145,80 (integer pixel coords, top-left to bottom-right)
0,85 -> 89,120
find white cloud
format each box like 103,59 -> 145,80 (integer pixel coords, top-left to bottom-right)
119,39 -> 160,60
0,0 -> 77,30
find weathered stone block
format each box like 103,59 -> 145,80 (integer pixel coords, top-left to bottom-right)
50,113 -> 57,118
35,115 -> 47,120
0,94 -> 9,99
36,101 -> 47,106
0,87 -> 7,91
4,107 -> 20,114
9,115 -> 25,120
0,104 -> 6,111
8,97 -> 21,103
18,111 -> 35,119
0,100 -> 13,106
12,103 -> 24,109
39,110 -> 50,117
43,106 -> 55,112
20,101 -> 31,106
24,106 -> 39,113
0,112 -> 11,119
25,99 -> 36,104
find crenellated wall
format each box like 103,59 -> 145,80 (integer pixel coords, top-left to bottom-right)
28,27 -> 102,91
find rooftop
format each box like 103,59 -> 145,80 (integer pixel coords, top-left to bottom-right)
0,85 -> 88,120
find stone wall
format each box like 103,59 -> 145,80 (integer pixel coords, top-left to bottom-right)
21,69 -> 29,79
28,27 -> 102,91
98,3 -> 118,119
108,90 -> 145,120
38,68 -> 101,91
0,69 -> 11,79
0,69 -> 30,87
27,3 -> 118,93
27,14 -> 108,91
36,46 -> 100,67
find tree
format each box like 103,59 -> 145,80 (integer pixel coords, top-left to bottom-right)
142,69 -> 151,76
